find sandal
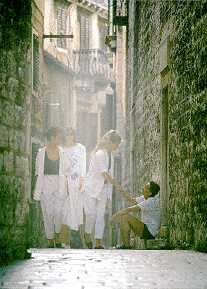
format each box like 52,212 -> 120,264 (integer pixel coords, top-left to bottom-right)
85,241 -> 93,249
116,244 -> 132,249
48,240 -> 55,248
94,245 -> 104,249
55,243 -> 63,248
84,233 -> 93,249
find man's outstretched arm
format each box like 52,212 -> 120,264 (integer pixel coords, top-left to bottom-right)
102,172 -> 137,205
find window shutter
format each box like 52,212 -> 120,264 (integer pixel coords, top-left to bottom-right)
80,14 -> 89,49
33,34 -> 40,91
57,7 -> 67,48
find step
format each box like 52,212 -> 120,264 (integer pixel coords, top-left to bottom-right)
132,237 -> 167,250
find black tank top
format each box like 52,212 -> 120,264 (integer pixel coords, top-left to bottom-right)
44,151 -> 59,175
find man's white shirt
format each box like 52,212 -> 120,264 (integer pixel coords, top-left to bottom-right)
136,194 -> 160,237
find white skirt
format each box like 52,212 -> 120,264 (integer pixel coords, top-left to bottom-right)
62,183 -> 83,230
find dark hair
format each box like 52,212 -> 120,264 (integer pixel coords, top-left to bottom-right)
108,130 -> 122,145
46,127 -> 62,141
148,181 -> 160,197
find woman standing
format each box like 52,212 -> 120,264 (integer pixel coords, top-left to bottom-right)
84,130 -> 122,249
61,127 -> 86,248
33,127 -> 66,248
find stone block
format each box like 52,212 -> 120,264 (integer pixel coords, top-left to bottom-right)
15,156 -> 29,177
9,129 -> 26,153
0,226 -> 12,247
0,99 -> 15,127
13,177 -> 26,200
5,51 -> 17,77
3,152 -> 14,173
7,77 -> 19,101
14,105 -> 26,128
133,236 -> 168,250
0,124 -> 9,148
0,72 -> 7,87
15,202 -> 29,226
0,203 -> 14,226
0,153 -> 3,172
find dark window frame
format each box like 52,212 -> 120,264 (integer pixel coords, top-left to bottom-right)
32,33 -> 40,91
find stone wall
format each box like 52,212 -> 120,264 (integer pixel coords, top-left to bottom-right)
164,0 -> 207,251
127,0 -> 161,193
0,0 -> 46,264
126,0 -> 207,251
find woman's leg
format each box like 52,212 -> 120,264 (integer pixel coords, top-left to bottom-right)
53,188 -> 66,246
60,224 -> 70,246
40,192 -> 55,241
84,195 -> 97,248
94,194 -> 108,248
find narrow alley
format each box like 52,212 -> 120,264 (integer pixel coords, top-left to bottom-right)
0,0 -> 207,287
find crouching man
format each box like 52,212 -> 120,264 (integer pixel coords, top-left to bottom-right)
111,181 -> 161,249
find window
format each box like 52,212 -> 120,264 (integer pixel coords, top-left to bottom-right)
57,6 -> 67,49
32,34 -> 40,91
80,13 -> 90,49
31,142 -> 41,196
99,21 -> 108,49
112,0 -> 128,26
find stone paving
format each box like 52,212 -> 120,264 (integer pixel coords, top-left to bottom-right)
0,249 -> 207,289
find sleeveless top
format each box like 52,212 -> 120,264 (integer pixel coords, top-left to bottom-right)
44,151 -> 59,175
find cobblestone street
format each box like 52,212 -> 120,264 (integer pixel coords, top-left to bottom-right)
0,249 -> 207,289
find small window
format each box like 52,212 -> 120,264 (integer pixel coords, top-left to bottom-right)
80,13 -> 90,49
32,34 -> 40,91
57,6 -> 67,49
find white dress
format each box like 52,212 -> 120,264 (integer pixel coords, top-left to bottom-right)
62,143 -> 86,230
84,149 -> 112,239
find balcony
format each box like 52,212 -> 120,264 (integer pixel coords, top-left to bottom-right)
73,49 -> 114,83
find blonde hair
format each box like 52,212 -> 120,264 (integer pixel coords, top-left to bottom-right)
93,130 -> 121,153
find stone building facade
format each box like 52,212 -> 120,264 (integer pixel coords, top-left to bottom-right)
0,0 -> 47,264
125,0 -> 207,251
43,0 -> 114,155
